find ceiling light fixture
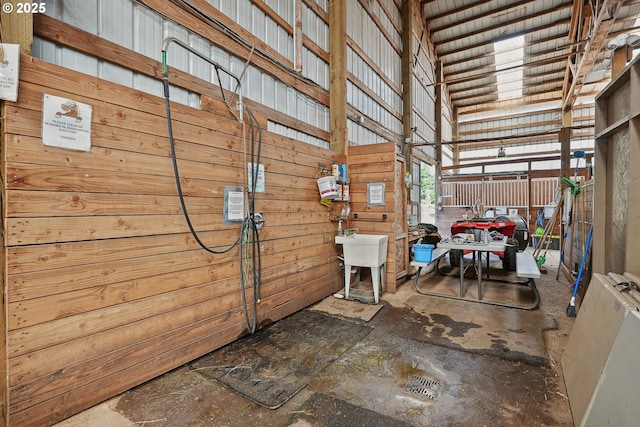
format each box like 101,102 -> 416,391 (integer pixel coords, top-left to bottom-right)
497,145 -> 507,158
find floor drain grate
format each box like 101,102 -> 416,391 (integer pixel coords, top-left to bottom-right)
406,375 -> 443,400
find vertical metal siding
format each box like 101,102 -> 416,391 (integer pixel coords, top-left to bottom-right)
36,0 -> 332,147
346,0 -> 402,145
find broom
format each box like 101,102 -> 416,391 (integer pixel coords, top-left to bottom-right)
566,224 -> 593,317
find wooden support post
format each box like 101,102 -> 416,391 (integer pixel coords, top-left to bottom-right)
452,109 -> 460,174
612,45 -> 632,78
0,0 -> 33,53
435,60 -> 443,220
560,107 -> 572,180
329,0 -> 347,154
401,0 -> 415,164
293,0 -> 302,72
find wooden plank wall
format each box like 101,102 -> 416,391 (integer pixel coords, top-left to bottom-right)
347,142 -> 405,292
0,56 -> 343,427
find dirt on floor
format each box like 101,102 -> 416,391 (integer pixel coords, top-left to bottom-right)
56,252 -> 577,427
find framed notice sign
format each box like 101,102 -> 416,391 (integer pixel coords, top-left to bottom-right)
367,182 -> 386,206
0,44 -> 20,102
42,94 -> 93,151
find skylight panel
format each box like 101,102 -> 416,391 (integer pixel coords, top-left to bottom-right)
494,35 -> 525,99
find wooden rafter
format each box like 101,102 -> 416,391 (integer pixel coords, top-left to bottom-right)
561,0 -> 625,110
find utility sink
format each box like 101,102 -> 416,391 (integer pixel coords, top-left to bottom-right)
335,234 -> 388,267
335,234 -> 389,304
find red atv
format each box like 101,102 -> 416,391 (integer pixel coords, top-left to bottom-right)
449,216 -> 529,271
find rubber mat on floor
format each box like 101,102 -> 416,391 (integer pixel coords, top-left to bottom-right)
308,295 -> 384,322
190,310 -> 372,409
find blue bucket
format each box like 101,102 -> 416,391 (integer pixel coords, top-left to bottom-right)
414,244 -> 434,262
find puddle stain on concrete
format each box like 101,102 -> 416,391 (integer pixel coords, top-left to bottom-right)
428,313 -> 482,338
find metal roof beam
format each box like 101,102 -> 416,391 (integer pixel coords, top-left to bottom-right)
449,67 -> 564,93
444,32 -> 569,68
442,52 -> 569,86
428,0 -> 531,32
433,2 -> 572,46
449,74 -> 564,100
436,17 -> 571,58
451,81 -> 564,105
457,89 -> 564,114
425,0 -> 491,24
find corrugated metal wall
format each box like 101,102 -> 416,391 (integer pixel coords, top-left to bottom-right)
346,0 -> 403,145
34,0 -> 331,148
411,39 -> 437,160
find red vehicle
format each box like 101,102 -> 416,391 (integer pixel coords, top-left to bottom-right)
449,216 -> 529,271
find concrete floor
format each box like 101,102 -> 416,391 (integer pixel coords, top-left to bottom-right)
54,249 -> 576,427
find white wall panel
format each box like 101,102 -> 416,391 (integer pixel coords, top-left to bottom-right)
99,0 -> 133,48
188,33 -> 212,83
238,0 -> 252,29
274,80 -> 287,112
246,66 -> 262,103
31,37 -> 57,63
99,62 -> 134,88
262,73 -> 276,109
97,0 -> 134,87
252,9 -> 267,42
60,48 -> 98,76
134,3 -> 161,59
218,0 -> 238,22
304,4 -> 318,43
205,0 -> 221,10
61,0 -> 98,33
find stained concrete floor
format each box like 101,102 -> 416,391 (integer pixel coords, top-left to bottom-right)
54,249 -> 576,427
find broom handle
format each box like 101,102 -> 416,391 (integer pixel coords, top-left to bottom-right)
581,180 -> 585,253
533,196 -> 562,258
571,225 -> 594,298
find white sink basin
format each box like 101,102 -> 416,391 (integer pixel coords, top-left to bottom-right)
335,234 -> 388,267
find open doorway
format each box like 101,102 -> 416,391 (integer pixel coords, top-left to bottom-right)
420,162 -> 436,224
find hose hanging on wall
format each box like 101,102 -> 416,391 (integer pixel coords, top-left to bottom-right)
239,107 -> 263,333
161,37 -> 262,333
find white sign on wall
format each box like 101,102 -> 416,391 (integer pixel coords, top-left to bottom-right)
248,163 -> 265,192
42,94 -> 92,151
0,44 -> 20,102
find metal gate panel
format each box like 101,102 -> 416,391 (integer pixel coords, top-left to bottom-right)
531,177 -> 559,207
443,179 -> 529,208
483,180 -> 528,207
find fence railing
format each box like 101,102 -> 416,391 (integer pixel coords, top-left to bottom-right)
441,177 -> 559,209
